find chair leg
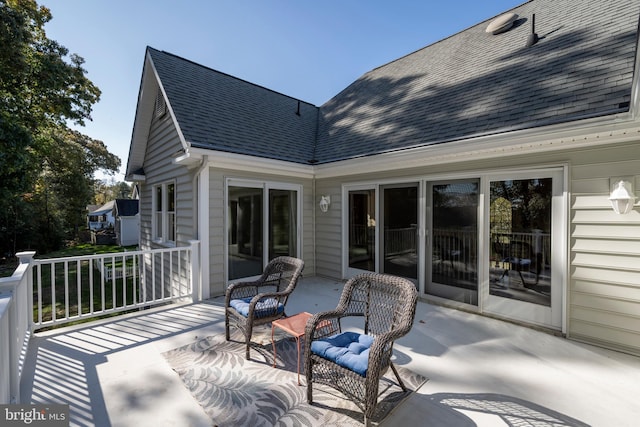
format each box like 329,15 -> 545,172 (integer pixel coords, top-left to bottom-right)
225,314 -> 230,340
306,361 -> 314,404
390,362 -> 408,392
245,322 -> 253,360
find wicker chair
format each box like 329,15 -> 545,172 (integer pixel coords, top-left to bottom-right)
304,273 -> 418,426
225,256 -> 304,359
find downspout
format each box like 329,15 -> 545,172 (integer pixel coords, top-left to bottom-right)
193,155 -> 209,301
193,155 -> 209,240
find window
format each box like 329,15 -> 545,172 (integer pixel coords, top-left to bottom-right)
153,181 -> 176,244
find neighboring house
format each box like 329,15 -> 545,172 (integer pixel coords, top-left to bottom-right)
114,199 -> 140,246
87,200 -> 116,230
126,0 -> 640,355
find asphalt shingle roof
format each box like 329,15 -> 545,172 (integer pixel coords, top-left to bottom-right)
147,0 -> 639,166
149,48 -> 318,164
314,0 -> 639,163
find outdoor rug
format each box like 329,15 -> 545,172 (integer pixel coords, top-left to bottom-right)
163,326 -> 427,426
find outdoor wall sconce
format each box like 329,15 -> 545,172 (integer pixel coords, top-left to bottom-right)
319,195 -> 331,213
609,178 -> 636,215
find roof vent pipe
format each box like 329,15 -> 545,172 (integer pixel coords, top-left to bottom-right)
526,14 -> 539,47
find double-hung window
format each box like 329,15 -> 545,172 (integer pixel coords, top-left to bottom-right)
153,181 -> 176,244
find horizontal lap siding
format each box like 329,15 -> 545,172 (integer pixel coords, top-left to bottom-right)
570,144 -> 640,355
139,114 -> 195,248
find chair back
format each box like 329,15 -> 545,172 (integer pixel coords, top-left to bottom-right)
259,256 -> 305,294
340,273 -> 417,336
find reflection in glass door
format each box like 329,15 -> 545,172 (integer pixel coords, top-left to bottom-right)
227,184 -> 299,281
268,189 -> 297,260
348,189 -> 376,272
228,186 -> 263,280
427,180 -> 479,305
381,184 -> 418,281
489,178 -> 552,306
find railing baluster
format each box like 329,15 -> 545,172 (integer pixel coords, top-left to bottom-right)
77,259 -> 81,317
101,255 -> 105,313
37,264 -> 42,325
64,261 -> 69,319
89,259 -> 94,315
169,251 -> 173,299
161,252 -> 165,300
51,263 -> 56,323
111,255 -> 116,310
132,254 -> 137,305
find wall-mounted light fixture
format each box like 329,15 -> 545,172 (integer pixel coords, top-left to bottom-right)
609,177 -> 636,215
319,195 -> 331,213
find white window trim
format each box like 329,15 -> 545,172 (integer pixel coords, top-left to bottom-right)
152,180 -> 177,246
224,178 -> 303,284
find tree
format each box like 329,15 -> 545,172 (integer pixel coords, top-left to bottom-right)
0,0 -> 120,255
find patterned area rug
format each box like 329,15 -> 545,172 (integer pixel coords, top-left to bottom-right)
163,326 -> 427,426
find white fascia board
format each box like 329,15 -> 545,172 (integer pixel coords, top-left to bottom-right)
180,147 -> 315,179
314,113 -> 640,179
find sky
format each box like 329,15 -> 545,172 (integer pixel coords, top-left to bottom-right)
42,0 -> 524,180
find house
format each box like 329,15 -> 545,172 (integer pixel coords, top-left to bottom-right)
114,199 -> 140,246
87,199 -> 139,246
126,0 -> 640,356
87,200 -> 115,230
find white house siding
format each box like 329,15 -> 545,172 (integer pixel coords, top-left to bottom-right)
314,140 -> 640,355
206,167 -> 315,296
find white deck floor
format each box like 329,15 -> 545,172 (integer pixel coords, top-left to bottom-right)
20,276 -> 640,427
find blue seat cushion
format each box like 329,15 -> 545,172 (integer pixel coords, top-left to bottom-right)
310,331 -> 374,376
229,297 -> 284,318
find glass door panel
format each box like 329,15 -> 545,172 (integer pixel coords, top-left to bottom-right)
348,189 -> 376,272
228,186 -> 264,280
427,180 -> 479,305
381,184 -> 418,280
484,169 -> 564,330
489,178 -> 552,306
269,189 -> 297,259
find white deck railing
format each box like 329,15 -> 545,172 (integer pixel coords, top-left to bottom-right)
0,241 -> 200,404
0,252 -> 35,404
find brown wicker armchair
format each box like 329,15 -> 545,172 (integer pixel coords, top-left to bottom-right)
225,256 -> 304,359
304,273 -> 418,426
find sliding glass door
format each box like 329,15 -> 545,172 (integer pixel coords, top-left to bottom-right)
380,184 -> 418,281
426,180 -> 479,305
347,188 -> 376,273
484,169 -> 564,329
227,181 -> 300,281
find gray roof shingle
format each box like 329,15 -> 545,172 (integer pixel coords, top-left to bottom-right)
149,48 -> 318,164
147,0 -> 639,166
314,0 -> 639,163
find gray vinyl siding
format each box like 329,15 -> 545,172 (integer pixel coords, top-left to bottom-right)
569,143 -> 640,355
138,111 -> 195,299
139,112 -> 195,250
314,140 -> 640,355
315,179 -> 343,279
206,168 -> 315,296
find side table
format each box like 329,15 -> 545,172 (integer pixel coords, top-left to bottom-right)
271,311 -> 313,385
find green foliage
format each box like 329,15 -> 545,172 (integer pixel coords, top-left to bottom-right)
0,0 -> 120,255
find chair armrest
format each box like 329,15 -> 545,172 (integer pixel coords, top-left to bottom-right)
225,280 -> 261,306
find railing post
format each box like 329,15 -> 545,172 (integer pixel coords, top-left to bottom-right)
189,240 -> 201,302
17,252 -> 36,334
